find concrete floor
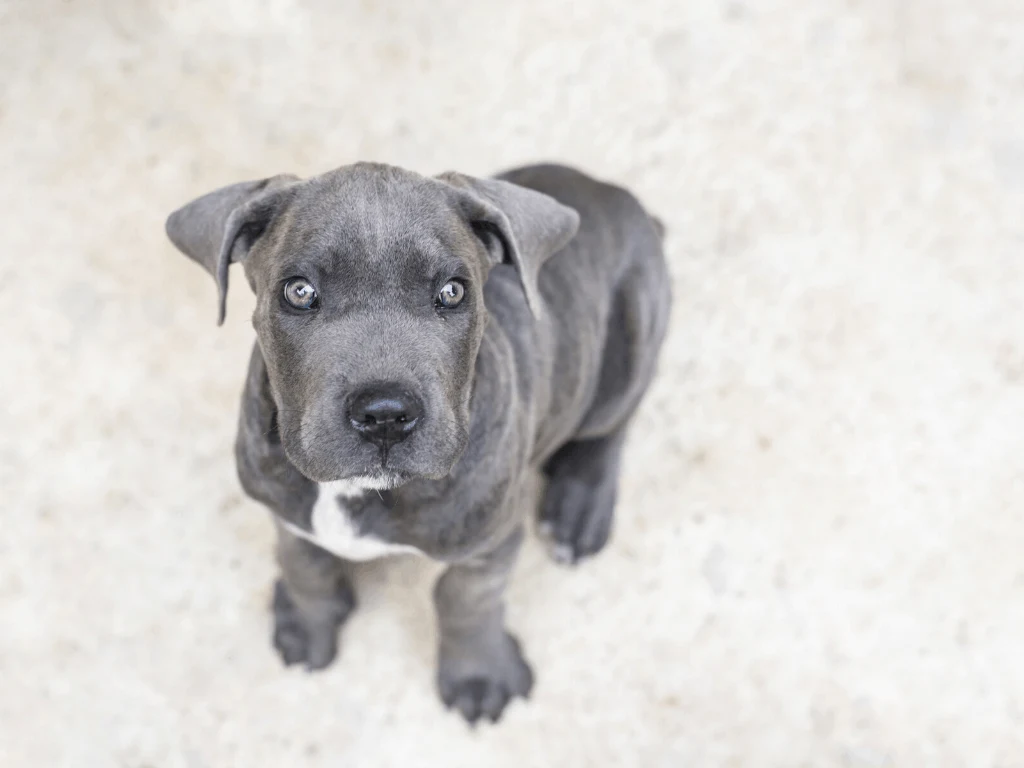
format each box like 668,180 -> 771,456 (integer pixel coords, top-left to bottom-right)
2,1 -> 1023,765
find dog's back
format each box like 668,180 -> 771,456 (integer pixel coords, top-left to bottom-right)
491,163 -> 671,456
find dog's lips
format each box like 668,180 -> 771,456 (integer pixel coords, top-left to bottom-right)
350,471 -> 407,491
307,468 -> 409,490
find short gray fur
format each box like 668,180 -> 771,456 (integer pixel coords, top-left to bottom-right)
164,162 -> 671,725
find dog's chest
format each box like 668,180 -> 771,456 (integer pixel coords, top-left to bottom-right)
278,480 -> 422,561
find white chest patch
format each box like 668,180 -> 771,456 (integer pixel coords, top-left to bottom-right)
279,478 -> 423,561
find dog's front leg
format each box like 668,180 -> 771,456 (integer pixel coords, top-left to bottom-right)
271,523 -> 356,671
433,526 -> 533,725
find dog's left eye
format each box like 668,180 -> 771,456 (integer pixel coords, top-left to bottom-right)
436,280 -> 466,309
283,277 -> 318,310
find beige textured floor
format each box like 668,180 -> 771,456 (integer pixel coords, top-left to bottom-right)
2,1 -> 1023,765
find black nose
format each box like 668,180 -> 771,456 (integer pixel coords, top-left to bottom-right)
347,386 -> 422,446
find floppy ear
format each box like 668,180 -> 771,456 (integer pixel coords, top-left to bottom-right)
438,172 -> 579,317
165,174 -> 299,324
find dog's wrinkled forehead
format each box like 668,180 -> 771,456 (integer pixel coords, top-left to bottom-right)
263,164 -> 474,278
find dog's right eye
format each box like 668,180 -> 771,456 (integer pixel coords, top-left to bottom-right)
436,279 -> 466,309
282,277 -> 318,310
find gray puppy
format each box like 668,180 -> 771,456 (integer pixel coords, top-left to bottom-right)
165,162 -> 671,724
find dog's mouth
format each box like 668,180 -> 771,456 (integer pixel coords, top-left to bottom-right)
292,457 -> 413,487
322,471 -> 408,494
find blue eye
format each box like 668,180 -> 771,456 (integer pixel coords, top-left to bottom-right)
436,280 -> 465,308
283,277 -> 318,310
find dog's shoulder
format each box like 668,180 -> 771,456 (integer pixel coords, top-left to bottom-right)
496,163 -> 663,254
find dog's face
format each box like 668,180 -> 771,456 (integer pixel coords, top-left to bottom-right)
166,163 -> 578,486
248,167 -> 490,483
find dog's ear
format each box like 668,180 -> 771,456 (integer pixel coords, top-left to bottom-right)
165,174 -> 299,324
439,172 -> 579,317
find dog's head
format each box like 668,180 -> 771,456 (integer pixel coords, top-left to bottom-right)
166,163 -> 578,485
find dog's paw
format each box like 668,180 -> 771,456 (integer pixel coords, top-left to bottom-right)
438,632 -> 534,725
539,474 -> 616,565
271,579 -> 355,671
